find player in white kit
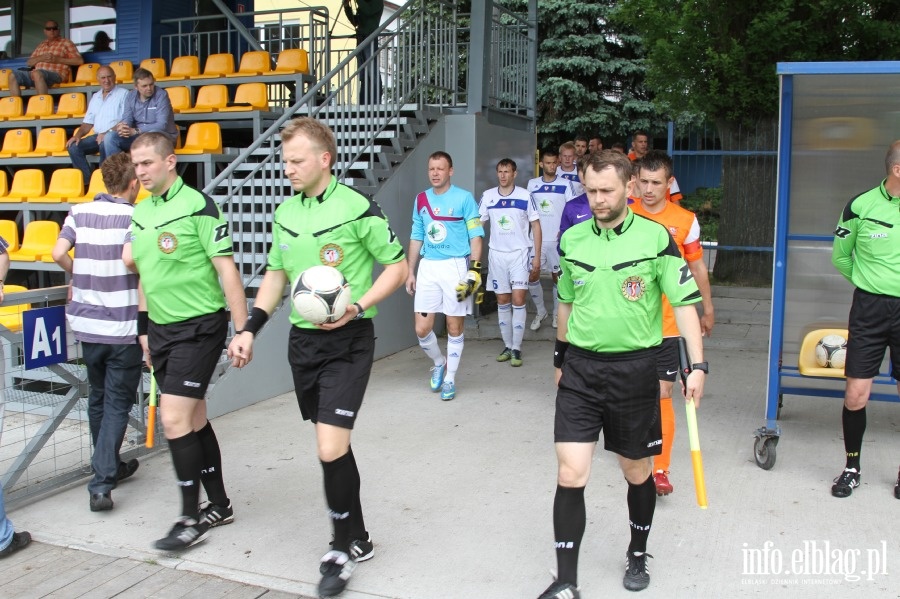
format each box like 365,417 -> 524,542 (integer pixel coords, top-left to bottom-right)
479,158 -> 542,366
527,148 -> 576,330
557,141 -> 585,196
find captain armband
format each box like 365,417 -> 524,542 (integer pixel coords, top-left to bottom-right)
553,339 -> 570,368
240,306 -> 269,336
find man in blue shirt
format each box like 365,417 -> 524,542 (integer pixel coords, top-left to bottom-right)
104,68 -> 177,158
67,65 -> 127,184
406,151 -> 484,400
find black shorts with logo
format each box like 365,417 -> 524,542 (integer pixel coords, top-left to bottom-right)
288,319 -> 375,429
555,344 -> 662,459
656,337 -> 679,382
846,288 -> 900,379
149,310 -> 228,399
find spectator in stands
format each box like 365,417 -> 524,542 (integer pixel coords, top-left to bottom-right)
67,66 -> 128,185
8,20 -> 84,97
0,238 -> 30,558
90,31 -> 112,53
52,152 -> 143,513
343,0 -> 384,104
104,68 -> 178,158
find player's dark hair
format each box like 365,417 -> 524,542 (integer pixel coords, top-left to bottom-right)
131,131 -> 174,158
497,158 -> 517,171
574,135 -> 588,144
633,130 -> 649,140
611,141 -> 626,152
101,152 -> 136,196
540,147 -> 559,160
577,154 -> 591,175
429,151 -> 453,168
281,117 -> 338,167
584,149 -> 634,186
637,150 -> 674,179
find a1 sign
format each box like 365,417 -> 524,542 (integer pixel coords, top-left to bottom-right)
23,305 -> 68,370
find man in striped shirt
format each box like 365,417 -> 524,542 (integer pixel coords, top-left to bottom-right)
52,152 -> 142,513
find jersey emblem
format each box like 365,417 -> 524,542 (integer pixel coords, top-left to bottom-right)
669,226 -> 677,236
158,232 -> 178,254
622,275 -> 645,301
497,215 -> 512,231
427,221 -> 448,243
540,199 -> 552,213
320,243 -> 344,266
433,207 -> 440,215
448,207 -> 454,216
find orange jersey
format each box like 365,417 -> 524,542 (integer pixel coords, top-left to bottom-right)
631,201 -> 702,337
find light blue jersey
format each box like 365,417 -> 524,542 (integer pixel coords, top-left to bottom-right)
411,185 -> 484,260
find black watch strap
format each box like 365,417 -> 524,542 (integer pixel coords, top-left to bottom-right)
691,361 -> 709,373
353,302 -> 366,320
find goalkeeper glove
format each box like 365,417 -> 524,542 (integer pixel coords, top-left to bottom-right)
455,260 -> 482,302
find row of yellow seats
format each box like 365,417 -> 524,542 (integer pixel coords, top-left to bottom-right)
0,121 -> 220,158
0,93 -> 85,121
0,168 -> 151,204
0,219 -> 60,263
166,82 -> 269,114
0,50 -> 309,92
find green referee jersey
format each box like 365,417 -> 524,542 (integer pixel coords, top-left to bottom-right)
832,180 -> 900,297
268,175 -> 405,329
129,177 -> 233,324
558,209 -> 702,353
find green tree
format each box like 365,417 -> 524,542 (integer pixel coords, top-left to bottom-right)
502,0 -> 659,148
619,0 -> 900,284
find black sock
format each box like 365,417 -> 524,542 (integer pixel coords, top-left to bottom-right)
553,485 -> 585,585
345,447 -> 367,540
168,431 -> 203,520
196,421 -> 229,506
627,474 -> 656,555
321,451 -> 359,554
843,406 -> 866,471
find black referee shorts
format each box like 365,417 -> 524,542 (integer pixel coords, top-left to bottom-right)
846,288 -> 900,379
149,310 -> 228,399
656,337 -> 679,382
555,344 -> 662,460
288,319 -> 375,429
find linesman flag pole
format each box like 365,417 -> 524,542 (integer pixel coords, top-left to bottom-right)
678,336 -> 708,509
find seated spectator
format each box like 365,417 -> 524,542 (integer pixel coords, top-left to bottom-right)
104,68 -> 177,158
8,20 -> 83,97
67,66 -> 127,184
90,31 -> 112,53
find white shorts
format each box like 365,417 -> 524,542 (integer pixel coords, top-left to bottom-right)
414,257 -> 473,317
488,248 -> 530,294
533,242 -> 560,275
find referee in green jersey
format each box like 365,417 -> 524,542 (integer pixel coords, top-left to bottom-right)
830,140 -> 900,500
123,133 -> 248,551
537,151 -> 706,599
228,117 -> 407,598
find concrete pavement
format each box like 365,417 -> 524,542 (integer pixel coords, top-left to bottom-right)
3,286 -> 900,598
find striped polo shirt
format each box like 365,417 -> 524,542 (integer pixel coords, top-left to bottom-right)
59,193 -> 139,344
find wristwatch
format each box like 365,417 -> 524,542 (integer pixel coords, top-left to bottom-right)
691,361 -> 709,373
353,302 -> 366,320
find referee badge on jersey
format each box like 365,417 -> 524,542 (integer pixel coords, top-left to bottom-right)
158,232 -> 178,254
320,243 -> 344,266
622,275 -> 645,301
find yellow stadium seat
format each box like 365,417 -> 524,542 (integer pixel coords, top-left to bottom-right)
798,328 -> 849,378
193,53 -> 235,79
273,49 -> 310,75
8,94 -> 54,121
136,184 -> 151,203
17,127 -> 67,158
108,60 -> 134,83
179,85 -> 228,114
0,96 -> 23,121
219,83 -> 269,112
176,122 -> 222,155
226,51 -> 272,77
165,86 -> 191,113
0,219 -> 19,251
8,220 -> 59,261
158,56 -> 200,81
70,169 -> 107,204
61,63 -> 100,87
2,169 -> 44,203
0,129 -> 33,158
0,284 -> 30,332
55,92 -> 87,118
37,168 -> 84,203
140,57 -> 167,80
0,68 -> 10,91
0,172 -> 8,198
